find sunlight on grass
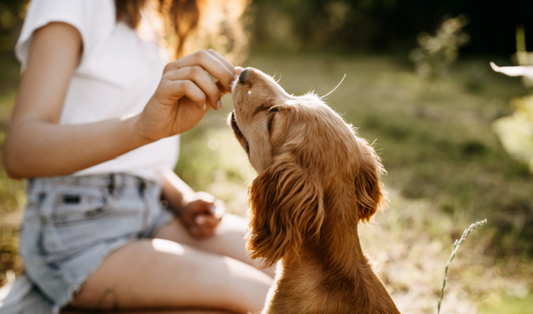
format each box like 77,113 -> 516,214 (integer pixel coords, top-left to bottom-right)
0,76 -> 24,288
0,92 -> 16,121
479,294 -> 533,314
0,90 -> 24,217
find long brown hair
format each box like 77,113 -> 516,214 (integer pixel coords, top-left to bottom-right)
115,0 -> 248,62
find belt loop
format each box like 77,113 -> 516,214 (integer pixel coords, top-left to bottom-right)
138,178 -> 146,196
26,178 -> 35,194
108,173 -> 115,195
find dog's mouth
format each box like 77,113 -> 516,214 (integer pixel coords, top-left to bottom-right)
230,111 -> 241,134
230,111 -> 250,153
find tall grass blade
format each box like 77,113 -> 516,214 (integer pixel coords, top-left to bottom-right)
437,219 -> 487,314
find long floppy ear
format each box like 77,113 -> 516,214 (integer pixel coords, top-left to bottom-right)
355,139 -> 386,222
246,162 -> 325,267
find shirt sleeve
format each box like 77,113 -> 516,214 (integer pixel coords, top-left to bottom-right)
15,0 -> 115,71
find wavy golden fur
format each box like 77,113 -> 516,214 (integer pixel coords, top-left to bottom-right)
229,68 -> 401,314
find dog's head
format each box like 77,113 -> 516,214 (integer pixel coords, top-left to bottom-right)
230,68 -> 386,267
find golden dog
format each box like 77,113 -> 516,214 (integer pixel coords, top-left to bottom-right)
230,68 -> 401,314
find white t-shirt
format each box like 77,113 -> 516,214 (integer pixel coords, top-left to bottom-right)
16,0 -> 179,182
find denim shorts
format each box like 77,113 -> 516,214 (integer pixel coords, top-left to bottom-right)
14,173 -> 174,313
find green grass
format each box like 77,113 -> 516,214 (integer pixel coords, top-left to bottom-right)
0,51 -> 23,287
479,295 -> 533,314
1,50 -> 533,312
438,219 -> 488,314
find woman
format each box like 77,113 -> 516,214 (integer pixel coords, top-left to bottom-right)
1,0 -> 273,313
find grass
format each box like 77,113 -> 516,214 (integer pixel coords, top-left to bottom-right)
438,219 -> 488,314
1,50 -> 533,312
0,51 -> 24,288
478,295 -> 533,314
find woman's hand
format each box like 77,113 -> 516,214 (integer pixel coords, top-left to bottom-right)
161,171 -> 225,239
134,50 -> 238,143
177,192 -> 226,238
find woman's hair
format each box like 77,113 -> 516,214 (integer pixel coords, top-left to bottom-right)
115,0 -> 248,62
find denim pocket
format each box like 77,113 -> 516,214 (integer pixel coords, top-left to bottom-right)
43,188 -> 107,225
39,187 -> 111,256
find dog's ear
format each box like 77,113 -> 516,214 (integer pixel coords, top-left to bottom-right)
354,139 -> 386,222
247,162 -> 325,267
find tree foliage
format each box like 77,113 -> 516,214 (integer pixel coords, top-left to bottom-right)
2,0 -> 533,55
0,0 -> 27,50
250,0 -> 533,55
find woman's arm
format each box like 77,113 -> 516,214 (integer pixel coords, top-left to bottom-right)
161,169 -> 196,211
2,22 -> 237,179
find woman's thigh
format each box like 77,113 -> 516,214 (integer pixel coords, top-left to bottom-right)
71,239 -> 272,314
154,214 -> 275,278
64,309 -> 235,314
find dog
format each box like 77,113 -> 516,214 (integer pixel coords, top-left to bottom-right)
229,68 -> 401,314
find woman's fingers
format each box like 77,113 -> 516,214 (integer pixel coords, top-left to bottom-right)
167,50 -> 236,92
164,66 -> 221,110
160,79 -> 206,110
216,81 -> 227,96
206,50 -> 242,94
194,214 -> 222,238
195,201 -> 224,237
183,193 -> 225,238
206,49 -> 236,75
213,200 -> 226,218
139,50 -> 237,141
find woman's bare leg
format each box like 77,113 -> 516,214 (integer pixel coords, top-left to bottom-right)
155,214 -> 276,278
72,239 -> 272,313
63,309 -> 235,314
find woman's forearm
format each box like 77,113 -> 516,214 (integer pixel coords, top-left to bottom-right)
161,170 -> 195,212
2,115 -> 150,179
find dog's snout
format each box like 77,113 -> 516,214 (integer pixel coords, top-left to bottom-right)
239,68 -> 249,84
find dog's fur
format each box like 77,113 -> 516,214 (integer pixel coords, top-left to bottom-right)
229,68 -> 401,314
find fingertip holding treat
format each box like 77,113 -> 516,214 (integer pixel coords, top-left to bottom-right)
216,100 -> 222,110
203,103 -> 207,111
230,74 -> 240,92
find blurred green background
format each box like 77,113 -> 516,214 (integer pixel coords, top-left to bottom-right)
2,0 -> 533,313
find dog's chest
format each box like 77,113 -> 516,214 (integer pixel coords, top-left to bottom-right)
264,262 -> 361,314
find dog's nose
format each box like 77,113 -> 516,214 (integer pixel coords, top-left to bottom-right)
239,68 -> 249,84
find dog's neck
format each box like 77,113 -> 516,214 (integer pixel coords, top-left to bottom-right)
265,193 -> 401,314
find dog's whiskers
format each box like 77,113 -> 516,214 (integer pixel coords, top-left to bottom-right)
321,74 -> 347,99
